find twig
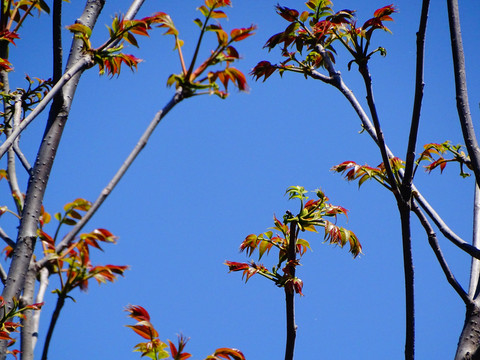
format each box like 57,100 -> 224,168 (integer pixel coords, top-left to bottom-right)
357,62 -> 400,197
12,142 -> 32,174
0,227 -> 15,248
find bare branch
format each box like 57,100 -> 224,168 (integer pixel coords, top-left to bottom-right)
124,0 -> 146,21
403,0 -> 430,197
0,227 -> 15,249
0,263 -> 6,285
5,94 -> 25,213
446,0 -> 480,189
20,266 -> 36,360
357,63 -> 401,197
0,5 -> 107,357
284,220 -> 298,360
414,191 -> 480,259
12,142 -> 32,174
412,202 -> 471,305
470,185 -> 480,299
31,268 -> 49,352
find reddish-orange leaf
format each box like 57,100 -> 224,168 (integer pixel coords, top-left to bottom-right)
276,5 -> 299,22
374,4 -> 397,21
126,305 -> 151,322
250,61 -> 277,82
213,348 -> 245,360
126,322 -> 159,340
230,25 -> 256,42
224,261 -> 249,272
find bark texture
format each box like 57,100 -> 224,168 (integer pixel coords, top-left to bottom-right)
456,304 -> 480,360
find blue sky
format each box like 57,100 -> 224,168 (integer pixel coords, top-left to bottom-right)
2,0 -> 480,359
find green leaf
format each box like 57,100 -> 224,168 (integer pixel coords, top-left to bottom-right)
193,18 -> 203,28
38,0 -> 50,14
197,5 -> 210,17
66,23 -> 92,38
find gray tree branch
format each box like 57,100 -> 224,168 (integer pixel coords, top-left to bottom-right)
469,184 -> 480,299
0,2 -> 106,358
446,0 -> 480,190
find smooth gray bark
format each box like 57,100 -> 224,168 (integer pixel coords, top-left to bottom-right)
0,1 -> 105,359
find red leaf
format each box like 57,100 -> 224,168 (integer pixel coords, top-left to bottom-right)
126,305 -> 151,322
374,4 -> 397,21
276,5 -> 299,22
230,25 -> 256,42
213,348 -> 245,360
250,61 -> 277,82
126,322 -> 158,340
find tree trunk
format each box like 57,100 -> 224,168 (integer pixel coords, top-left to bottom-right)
456,303 -> 480,360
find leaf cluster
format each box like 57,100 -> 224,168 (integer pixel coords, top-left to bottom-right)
417,141 -> 472,178
0,197 -> 127,302
251,1 -> 397,81
126,305 -> 245,360
226,186 -> 361,296
165,0 -> 255,98
332,140 -> 472,192
0,296 -> 43,358
31,199 -> 128,296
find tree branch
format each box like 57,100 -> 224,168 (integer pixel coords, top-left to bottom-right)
398,203 -> 415,360
414,191 -> 480,259
0,227 -> 15,248
0,2 -> 106,358
0,263 -> 6,285
284,220 -> 297,360
402,0 -> 430,199
357,63 -> 400,198
52,0 -> 63,84
20,266 -> 36,360
412,202 -> 471,305
446,0 -> 480,189
312,48 -> 480,260
41,294 -> 66,360
470,185 -> 480,300
5,94 -> 24,213
12,142 -> 32,174
31,268 -> 49,352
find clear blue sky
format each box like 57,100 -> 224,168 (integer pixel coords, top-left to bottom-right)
2,0 -> 480,359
